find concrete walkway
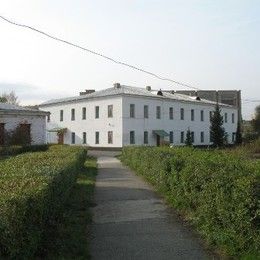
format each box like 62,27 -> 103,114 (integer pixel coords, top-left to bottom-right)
89,151 -> 213,260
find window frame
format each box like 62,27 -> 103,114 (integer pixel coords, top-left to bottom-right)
60,110 -> 63,122
83,132 -> 87,144
200,131 -> 204,143
95,106 -> 99,119
108,131 -> 113,144
108,105 -> 113,118
169,131 -> 173,143
200,110 -> 204,122
144,105 -> 149,119
130,131 -> 135,144
130,104 -> 135,118
169,107 -> 173,120
144,131 -> 148,144
191,109 -> 195,121
71,108 -> 75,121
156,106 -> 161,119
95,131 -> 99,144
180,108 -> 184,120
82,107 -> 86,120
71,132 -> 75,144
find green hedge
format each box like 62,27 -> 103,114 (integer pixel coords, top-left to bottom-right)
0,145 -> 87,258
121,146 -> 260,258
0,144 -> 49,157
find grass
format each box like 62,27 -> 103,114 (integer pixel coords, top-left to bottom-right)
39,156 -> 97,259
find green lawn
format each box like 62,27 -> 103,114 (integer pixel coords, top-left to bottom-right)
40,156 -> 97,259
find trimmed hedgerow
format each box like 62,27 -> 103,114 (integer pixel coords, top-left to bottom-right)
0,144 -> 49,157
0,145 -> 86,259
121,146 -> 260,258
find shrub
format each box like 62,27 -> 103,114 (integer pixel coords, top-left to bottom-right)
121,146 -> 260,258
0,145 -> 87,258
0,144 -> 48,157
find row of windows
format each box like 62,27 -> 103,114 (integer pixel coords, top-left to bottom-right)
71,131 -> 113,145
55,105 -> 235,123
70,130 -> 236,145
59,105 -> 113,122
129,131 -> 236,145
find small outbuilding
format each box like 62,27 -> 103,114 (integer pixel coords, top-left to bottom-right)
0,103 -> 49,145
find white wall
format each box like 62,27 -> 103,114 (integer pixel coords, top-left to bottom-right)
122,96 -> 238,146
0,114 -> 46,145
41,94 -> 238,148
43,96 -> 123,147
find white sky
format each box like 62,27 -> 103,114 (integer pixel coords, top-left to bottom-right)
0,0 -> 259,119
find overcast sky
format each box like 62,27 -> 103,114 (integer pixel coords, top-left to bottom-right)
0,0 -> 259,119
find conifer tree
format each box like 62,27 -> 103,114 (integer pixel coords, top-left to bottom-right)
210,103 -> 226,147
235,120 -> 242,145
185,129 -> 193,146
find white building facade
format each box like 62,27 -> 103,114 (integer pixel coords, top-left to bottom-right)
39,84 -> 238,148
0,103 -> 49,145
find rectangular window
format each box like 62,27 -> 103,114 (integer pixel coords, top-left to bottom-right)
130,104 -> 135,118
200,132 -> 204,143
95,106 -> 99,119
95,131 -> 99,144
108,131 -> 113,144
232,113 -> 235,123
200,110 -> 204,121
156,106 -> 161,119
169,131 -> 174,143
71,108 -> 75,121
47,114 -> 50,122
191,109 -> 195,121
144,131 -> 148,144
60,110 -> 63,122
225,113 -> 228,123
144,105 -> 149,118
130,131 -> 135,144
181,131 -> 184,143
191,131 -> 195,143
83,132 -> 86,144
71,132 -> 75,144
169,107 -> 173,120
82,107 -> 86,120
180,108 -> 184,120
108,105 -> 113,118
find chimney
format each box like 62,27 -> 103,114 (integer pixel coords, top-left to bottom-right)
79,89 -> 95,96
113,82 -> 121,89
157,89 -> 163,96
146,86 -> 151,91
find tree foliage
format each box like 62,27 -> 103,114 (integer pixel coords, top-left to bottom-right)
210,103 -> 226,147
185,129 -> 193,146
251,105 -> 260,136
0,91 -> 19,105
235,120 -> 242,145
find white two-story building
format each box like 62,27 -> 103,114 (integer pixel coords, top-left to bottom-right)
39,83 -> 238,148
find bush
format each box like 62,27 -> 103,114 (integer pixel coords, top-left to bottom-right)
0,144 -> 49,157
0,145 -> 87,258
121,146 -> 260,258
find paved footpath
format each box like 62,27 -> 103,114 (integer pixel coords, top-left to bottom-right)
89,151 -> 214,260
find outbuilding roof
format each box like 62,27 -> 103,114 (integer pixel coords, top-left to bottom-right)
0,103 -> 49,116
39,85 -> 232,108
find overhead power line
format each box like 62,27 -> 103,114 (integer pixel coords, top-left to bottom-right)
0,14 -> 200,90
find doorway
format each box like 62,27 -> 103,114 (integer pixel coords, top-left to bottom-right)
156,135 -> 160,146
57,132 -> 64,144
